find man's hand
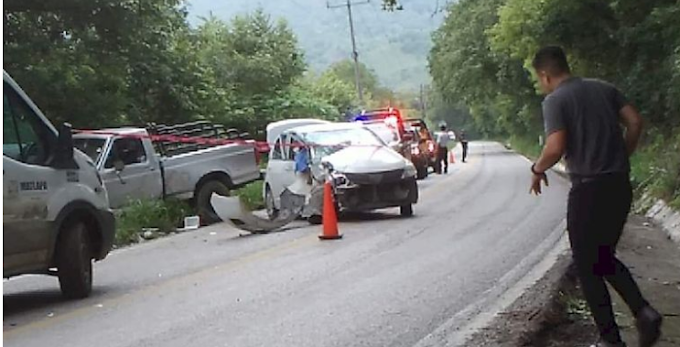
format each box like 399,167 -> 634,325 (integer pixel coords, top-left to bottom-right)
530,172 -> 549,195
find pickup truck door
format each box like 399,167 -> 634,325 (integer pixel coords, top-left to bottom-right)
266,135 -> 297,208
3,85 -> 57,273
100,137 -> 162,208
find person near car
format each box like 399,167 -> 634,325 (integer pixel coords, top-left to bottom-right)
435,124 -> 451,174
459,130 -> 469,163
294,144 -> 312,185
529,46 -> 662,347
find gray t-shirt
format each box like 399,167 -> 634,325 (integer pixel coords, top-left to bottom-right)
543,77 -> 629,177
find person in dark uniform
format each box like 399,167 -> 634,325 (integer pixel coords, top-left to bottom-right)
459,130 -> 469,163
529,46 -> 662,347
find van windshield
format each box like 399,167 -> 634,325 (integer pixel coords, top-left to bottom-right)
74,138 -> 107,165
301,127 -> 383,158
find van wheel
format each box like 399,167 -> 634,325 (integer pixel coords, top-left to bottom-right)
56,221 -> 93,299
197,180 -> 230,225
400,204 -> 414,217
265,185 -> 279,220
307,215 -> 323,225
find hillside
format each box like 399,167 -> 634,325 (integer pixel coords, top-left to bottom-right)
186,0 -> 445,92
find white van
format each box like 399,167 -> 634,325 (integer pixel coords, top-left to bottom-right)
263,121 -> 419,222
3,70 -> 115,298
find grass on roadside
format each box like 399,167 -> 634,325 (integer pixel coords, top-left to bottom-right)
233,180 -> 265,210
115,199 -> 194,247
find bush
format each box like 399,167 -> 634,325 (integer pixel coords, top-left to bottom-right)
233,180 -> 265,211
508,134 -> 542,160
630,130 -> 680,205
115,199 -> 193,246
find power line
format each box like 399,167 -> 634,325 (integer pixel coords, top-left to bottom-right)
327,0 -> 370,105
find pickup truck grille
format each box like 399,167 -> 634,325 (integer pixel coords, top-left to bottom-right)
345,169 -> 404,185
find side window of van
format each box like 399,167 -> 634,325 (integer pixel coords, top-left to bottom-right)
3,82 -> 53,166
271,138 -> 284,160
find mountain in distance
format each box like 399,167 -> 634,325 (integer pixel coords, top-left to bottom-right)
186,0 -> 445,92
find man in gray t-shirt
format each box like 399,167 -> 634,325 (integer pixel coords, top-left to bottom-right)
529,46 -> 661,347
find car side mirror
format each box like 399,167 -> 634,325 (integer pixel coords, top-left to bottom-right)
52,123 -> 77,169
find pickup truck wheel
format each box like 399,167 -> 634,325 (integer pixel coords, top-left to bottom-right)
400,204 -> 414,217
56,221 -> 93,299
265,185 -> 279,220
197,180 -> 230,225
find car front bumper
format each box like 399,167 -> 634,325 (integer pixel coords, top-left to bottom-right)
334,175 -> 418,211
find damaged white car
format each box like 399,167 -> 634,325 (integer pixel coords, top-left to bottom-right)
263,121 -> 419,224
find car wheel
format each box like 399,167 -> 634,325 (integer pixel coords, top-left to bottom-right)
307,215 -> 323,225
197,180 -> 230,225
400,204 -> 414,217
265,185 -> 279,220
56,221 -> 93,299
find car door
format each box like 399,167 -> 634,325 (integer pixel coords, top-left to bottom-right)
265,134 -> 297,208
3,82 -> 60,274
100,137 -> 162,208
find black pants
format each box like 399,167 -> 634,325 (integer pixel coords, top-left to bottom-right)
567,174 -> 648,343
437,145 -> 448,173
461,142 -> 468,162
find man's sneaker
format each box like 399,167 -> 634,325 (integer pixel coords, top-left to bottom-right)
590,341 -> 627,347
636,305 -> 662,347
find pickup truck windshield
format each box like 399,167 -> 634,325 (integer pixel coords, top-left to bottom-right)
74,138 -> 106,165
364,122 -> 399,145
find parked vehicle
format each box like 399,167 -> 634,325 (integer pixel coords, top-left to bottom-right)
404,126 -> 430,179
351,108 -> 423,175
405,118 -> 438,172
3,70 -> 115,298
73,123 -> 261,223
264,121 -> 418,220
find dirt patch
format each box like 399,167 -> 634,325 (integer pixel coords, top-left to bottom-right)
466,254 -> 598,347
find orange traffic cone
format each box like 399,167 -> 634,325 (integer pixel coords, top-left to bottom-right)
449,150 -> 456,164
319,181 -> 342,240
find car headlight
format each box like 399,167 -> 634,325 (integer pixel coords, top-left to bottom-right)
403,164 -> 417,178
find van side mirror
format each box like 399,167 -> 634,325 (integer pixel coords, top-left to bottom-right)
52,123 -> 77,169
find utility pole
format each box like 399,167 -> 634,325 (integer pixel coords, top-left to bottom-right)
419,84 -> 427,118
328,0 -> 370,105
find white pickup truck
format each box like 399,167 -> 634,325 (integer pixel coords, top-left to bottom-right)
73,127 -> 261,223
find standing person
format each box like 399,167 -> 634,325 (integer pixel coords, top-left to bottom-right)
459,130 -> 469,163
294,145 -> 312,185
435,124 -> 452,174
529,46 -> 662,347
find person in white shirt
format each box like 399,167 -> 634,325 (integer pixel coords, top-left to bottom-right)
435,124 -> 451,174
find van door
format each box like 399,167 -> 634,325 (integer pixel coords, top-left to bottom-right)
265,135 -> 297,207
100,137 -> 162,208
3,82 -> 59,274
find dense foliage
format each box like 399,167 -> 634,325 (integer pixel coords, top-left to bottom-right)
428,0 -> 679,203
3,1 -> 393,134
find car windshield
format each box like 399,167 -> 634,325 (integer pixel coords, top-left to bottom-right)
74,138 -> 107,165
301,127 -> 383,159
364,122 -> 399,145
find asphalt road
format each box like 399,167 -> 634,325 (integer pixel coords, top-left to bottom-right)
3,142 -> 571,347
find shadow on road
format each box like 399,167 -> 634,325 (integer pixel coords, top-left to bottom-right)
3,286 -> 112,318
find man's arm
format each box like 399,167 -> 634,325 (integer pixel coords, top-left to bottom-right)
619,105 -> 643,156
534,130 -> 567,173
530,130 -> 566,195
